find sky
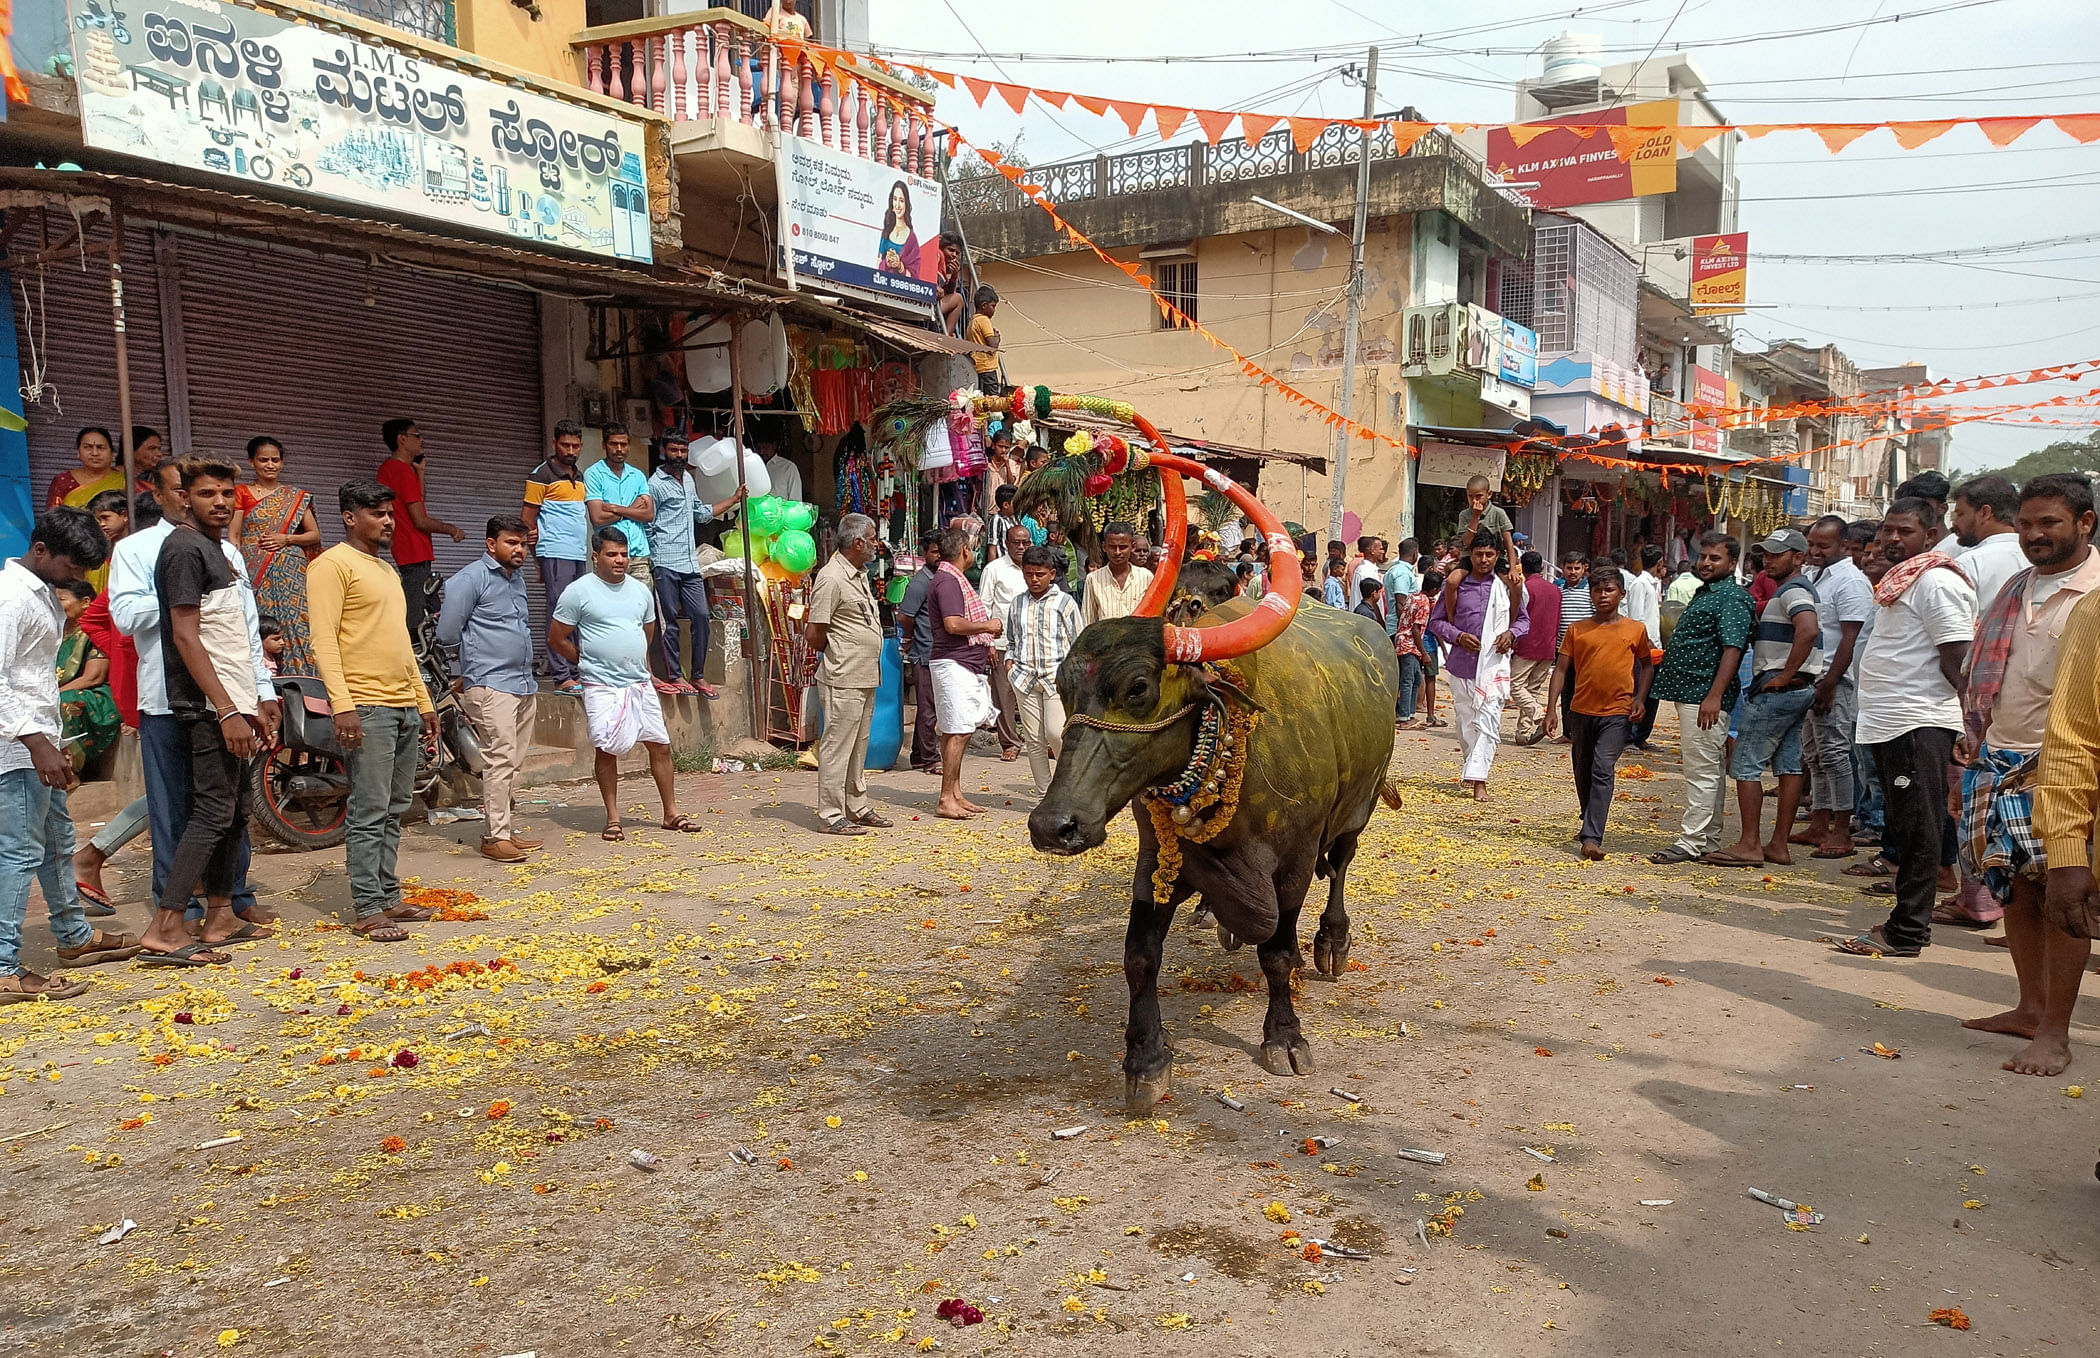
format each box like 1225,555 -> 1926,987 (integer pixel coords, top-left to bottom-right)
868,0 -> 2100,474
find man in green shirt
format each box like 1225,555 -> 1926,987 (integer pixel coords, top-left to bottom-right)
1647,531 -> 1755,865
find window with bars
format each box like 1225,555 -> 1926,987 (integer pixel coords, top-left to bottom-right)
1154,258 -> 1198,329
329,0 -> 456,44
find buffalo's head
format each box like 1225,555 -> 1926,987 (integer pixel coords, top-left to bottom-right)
1029,616 -> 1210,856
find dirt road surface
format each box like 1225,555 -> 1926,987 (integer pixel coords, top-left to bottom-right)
2,717 -> 2094,1356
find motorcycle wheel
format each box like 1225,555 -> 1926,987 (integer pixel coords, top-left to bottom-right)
250,743 -> 351,850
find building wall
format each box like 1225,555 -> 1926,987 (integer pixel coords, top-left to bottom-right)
457,0 -> 588,84
979,216 -> 1416,544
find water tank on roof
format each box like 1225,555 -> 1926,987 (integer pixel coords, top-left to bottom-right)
1539,33 -> 1602,87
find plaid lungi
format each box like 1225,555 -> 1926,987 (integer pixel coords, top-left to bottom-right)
1959,743 -> 2045,904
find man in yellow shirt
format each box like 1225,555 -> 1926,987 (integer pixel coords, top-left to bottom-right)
307,480 -> 436,943
967,286 -> 1003,394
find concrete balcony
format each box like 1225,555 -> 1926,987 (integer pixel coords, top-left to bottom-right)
954,126 -> 1532,261
570,10 -> 940,186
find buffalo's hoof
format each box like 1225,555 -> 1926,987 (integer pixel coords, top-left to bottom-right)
1313,933 -> 1350,979
1125,1065 -> 1172,1116
1257,1039 -> 1315,1077
1217,923 -> 1242,952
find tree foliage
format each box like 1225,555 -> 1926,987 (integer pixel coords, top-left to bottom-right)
1972,431 -> 2100,484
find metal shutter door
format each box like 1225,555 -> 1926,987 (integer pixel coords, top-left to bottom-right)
166,231 -> 547,634
16,216 -> 170,501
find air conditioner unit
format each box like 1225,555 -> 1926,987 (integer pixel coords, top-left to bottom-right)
1401,303 -> 1464,377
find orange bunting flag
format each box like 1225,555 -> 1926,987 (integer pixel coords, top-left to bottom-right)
1673,124 -> 1728,154
1193,108 -> 1238,144
992,82 -> 1031,115
1976,116 -> 2042,147
1564,124 -> 1598,140
1387,122 -> 1435,156
1070,92 -> 1111,117
2056,114 -> 2100,144
1503,123 -> 1555,149
1288,117 -> 1327,153
1605,125 -> 1653,161
1153,106 -> 1192,140
1888,120 -> 1955,150
1239,113 -> 1283,144
1107,100 -> 1152,136
975,148 -> 1004,167
959,75 -> 994,108
1813,123 -> 1878,153
928,69 -> 956,90
1739,124 -> 1789,139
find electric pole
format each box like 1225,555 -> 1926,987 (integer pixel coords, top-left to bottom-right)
1328,46 -> 1377,548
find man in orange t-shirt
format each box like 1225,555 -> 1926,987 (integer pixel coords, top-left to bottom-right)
1546,559 -> 1651,860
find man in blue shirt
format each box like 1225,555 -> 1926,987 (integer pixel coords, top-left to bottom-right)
437,516 -> 543,863
896,532 -> 945,773
644,433 -> 745,700
1382,538 -> 1421,641
585,423 -> 655,591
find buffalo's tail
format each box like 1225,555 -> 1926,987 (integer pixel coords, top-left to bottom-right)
1378,775 -> 1405,812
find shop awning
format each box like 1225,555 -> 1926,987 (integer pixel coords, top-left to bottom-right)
819,308 -> 989,358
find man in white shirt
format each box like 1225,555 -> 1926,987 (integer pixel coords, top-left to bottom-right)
1,507 -> 137,1002
1898,470 -> 1959,557
1791,515 -> 1877,857
762,440 -> 803,505
1082,522 -> 1154,625
1842,496 -> 1978,958
976,522 -> 1032,763
109,460 -> 279,948
1952,475 -> 2025,614
1349,537 -> 1389,615
1623,545 -> 1667,747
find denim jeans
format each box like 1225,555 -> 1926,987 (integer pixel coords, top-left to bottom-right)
1853,744 -> 1885,836
89,795 -> 149,856
346,706 -> 422,920
0,769 -> 95,975
654,565 -> 710,682
139,713 -> 258,920
1728,683 -> 1816,781
1397,653 -> 1423,720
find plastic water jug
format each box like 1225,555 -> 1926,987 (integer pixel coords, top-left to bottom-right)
693,437 -> 771,502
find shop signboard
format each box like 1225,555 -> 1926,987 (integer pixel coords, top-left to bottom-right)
1690,365 -> 1727,455
1689,232 -> 1749,313
1486,100 -> 1678,209
1499,318 -> 1538,389
64,0 -> 654,263
1417,441 -> 1508,491
776,132 -> 942,314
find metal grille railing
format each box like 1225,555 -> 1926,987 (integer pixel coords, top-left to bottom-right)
327,0 -> 455,44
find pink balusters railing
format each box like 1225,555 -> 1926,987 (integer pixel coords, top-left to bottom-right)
576,15 -> 934,170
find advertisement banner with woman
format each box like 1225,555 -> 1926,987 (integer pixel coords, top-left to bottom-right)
776,133 -> 942,314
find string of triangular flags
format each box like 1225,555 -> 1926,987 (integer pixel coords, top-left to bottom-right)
792,40 -> 2100,156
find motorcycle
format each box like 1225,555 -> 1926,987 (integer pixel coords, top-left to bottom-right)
249,584 -> 484,850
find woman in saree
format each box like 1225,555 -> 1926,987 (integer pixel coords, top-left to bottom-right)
47,426 -> 127,509
228,435 -> 322,675
57,579 -> 121,771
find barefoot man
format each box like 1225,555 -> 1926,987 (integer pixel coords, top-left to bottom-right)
1963,476 -> 2100,1073
1429,531 -> 1527,800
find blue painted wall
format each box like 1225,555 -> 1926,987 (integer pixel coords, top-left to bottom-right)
0,273 -> 33,558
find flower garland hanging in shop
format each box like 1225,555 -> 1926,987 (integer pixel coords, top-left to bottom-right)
1503,451 -> 1555,503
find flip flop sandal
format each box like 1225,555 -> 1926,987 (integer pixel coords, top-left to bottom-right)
819,821 -> 870,836
1700,853 -> 1766,868
75,881 -> 117,916
661,815 -> 704,833
1648,846 -> 1701,864
1861,881 -> 1898,896
1835,931 -> 1920,958
385,905 -> 436,922
852,812 -> 895,829
350,917 -> 411,942
1931,901 -> 1997,929
1811,847 -> 1860,859
601,825 -> 626,842
136,941 -> 231,968
1842,859 -> 1895,877
208,922 -> 275,944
